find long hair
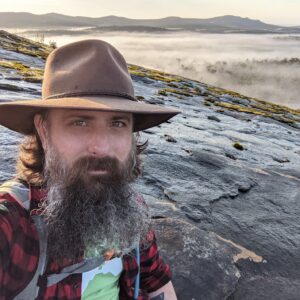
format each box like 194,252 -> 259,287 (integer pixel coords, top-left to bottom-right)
16,124 -> 148,186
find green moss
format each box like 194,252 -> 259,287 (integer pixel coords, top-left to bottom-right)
0,60 -> 44,83
135,95 -> 145,101
213,101 -> 298,126
164,87 -> 193,97
157,87 -> 195,97
206,85 -> 300,118
250,98 -> 300,116
149,72 -> 178,83
129,69 -> 145,77
233,142 -> 244,150
158,90 -> 168,96
16,46 -> 50,59
207,86 -> 248,99
167,83 -> 179,88
203,85 -> 299,128
128,64 -> 182,83
204,96 -> 216,103
214,101 -> 272,116
129,62 -> 209,87
128,64 -> 140,71
1,30 -> 53,59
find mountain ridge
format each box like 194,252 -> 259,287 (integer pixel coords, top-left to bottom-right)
0,12 -> 300,33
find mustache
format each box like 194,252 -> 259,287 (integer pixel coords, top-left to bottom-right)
75,156 -> 120,172
63,155 -> 128,184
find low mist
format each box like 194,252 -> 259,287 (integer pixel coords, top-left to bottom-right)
16,30 -> 300,109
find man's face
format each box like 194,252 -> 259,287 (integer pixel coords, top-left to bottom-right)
39,109 -> 134,171
33,109 -> 149,262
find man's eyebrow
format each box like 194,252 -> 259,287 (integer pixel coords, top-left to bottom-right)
65,114 -> 95,120
111,115 -> 132,122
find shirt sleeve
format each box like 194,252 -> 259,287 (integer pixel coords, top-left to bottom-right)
139,230 -> 172,293
119,229 -> 172,300
0,194 -> 39,300
119,193 -> 172,299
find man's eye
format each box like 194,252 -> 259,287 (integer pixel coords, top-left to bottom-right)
73,120 -> 87,127
113,121 -> 126,128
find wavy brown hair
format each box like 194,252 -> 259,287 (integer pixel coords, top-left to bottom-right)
16,114 -> 148,186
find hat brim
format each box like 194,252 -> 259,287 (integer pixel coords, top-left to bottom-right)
0,95 -> 180,134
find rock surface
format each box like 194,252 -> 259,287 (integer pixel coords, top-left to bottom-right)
1,30 -> 300,299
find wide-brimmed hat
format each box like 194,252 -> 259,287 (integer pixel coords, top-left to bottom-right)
0,39 -> 180,134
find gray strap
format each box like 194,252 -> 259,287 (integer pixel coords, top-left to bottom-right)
0,180 -> 30,209
13,215 -> 48,300
46,256 -> 105,287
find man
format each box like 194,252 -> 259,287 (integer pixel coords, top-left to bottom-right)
0,39 -> 180,299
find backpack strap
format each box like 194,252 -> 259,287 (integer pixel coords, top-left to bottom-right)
0,180 -> 31,209
134,244 -> 140,300
14,215 -> 48,300
45,256 -> 105,287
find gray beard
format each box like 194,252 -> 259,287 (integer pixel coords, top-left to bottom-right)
40,146 -> 150,263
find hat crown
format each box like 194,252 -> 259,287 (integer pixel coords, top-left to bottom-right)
42,39 -> 135,100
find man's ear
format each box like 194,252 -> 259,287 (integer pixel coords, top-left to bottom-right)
33,114 -> 48,152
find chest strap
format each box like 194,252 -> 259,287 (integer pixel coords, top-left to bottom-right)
14,215 -> 48,300
45,256 -> 105,287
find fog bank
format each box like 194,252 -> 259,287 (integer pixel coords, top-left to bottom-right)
17,30 -> 300,109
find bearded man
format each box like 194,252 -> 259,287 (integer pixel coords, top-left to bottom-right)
0,39 -> 179,299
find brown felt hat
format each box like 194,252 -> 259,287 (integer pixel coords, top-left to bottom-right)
0,39 -> 180,134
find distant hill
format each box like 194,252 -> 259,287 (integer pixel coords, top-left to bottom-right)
0,12 -> 300,33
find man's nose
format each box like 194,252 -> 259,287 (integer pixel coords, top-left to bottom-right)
87,131 -> 111,157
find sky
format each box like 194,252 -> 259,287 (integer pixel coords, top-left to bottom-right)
0,0 -> 300,26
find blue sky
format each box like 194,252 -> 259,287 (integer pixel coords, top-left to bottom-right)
1,0 -> 300,26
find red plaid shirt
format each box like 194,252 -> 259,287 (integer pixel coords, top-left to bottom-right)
0,182 -> 171,300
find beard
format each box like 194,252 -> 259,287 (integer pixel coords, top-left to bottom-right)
39,144 -> 150,263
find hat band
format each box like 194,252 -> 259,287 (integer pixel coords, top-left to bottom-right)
44,90 -> 137,101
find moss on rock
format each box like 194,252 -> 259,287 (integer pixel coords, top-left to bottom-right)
204,85 -> 299,127
128,64 -> 182,83
233,142 -> 244,150
0,60 -> 44,83
0,30 -> 53,60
